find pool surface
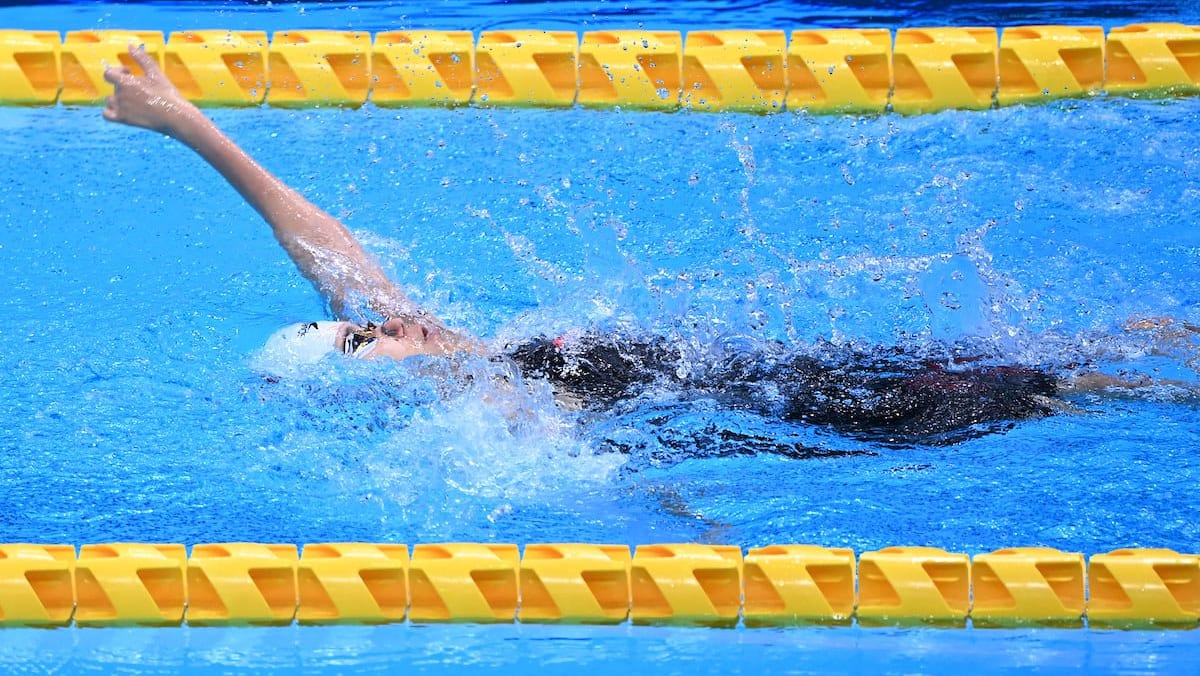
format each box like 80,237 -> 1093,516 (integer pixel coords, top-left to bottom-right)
1,0 -> 1199,672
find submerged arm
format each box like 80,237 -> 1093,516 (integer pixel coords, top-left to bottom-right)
101,45 -> 432,323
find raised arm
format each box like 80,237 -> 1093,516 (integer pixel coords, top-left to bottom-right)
102,45 -> 434,324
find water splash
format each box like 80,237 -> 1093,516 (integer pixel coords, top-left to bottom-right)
253,353 -> 626,537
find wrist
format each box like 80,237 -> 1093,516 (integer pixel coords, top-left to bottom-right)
165,101 -> 211,143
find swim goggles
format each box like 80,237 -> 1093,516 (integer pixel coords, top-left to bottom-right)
344,322 -> 378,357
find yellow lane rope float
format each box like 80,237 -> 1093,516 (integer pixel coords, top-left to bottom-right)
0,24 -> 1198,111
0,543 -> 1197,628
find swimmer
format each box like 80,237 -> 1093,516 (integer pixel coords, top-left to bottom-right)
101,46 -> 1195,449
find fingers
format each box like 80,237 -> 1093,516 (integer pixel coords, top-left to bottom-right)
102,64 -> 132,86
102,91 -> 122,121
126,43 -> 161,76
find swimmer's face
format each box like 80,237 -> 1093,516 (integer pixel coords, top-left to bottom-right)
333,317 -> 481,362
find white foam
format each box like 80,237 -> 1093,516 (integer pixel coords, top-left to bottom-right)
278,356 -> 630,525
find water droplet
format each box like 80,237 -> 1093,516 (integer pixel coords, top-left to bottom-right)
450,53 -> 461,64
828,66 -> 836,75
656,88 -> 670,99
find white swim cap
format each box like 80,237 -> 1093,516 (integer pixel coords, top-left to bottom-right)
253,321 -> 345,377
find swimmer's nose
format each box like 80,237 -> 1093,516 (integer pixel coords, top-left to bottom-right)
380,317 -> 405,338
380,316 -> 437,342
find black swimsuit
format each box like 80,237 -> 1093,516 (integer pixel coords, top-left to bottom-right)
507,333 -> 1058,448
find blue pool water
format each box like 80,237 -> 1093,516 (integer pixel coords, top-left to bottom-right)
2,0 -> 1200,672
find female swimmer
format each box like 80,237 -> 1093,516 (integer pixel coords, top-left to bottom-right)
101,46 -> 1189,449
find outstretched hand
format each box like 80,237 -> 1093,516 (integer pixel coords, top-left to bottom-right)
102,44 -> 195,136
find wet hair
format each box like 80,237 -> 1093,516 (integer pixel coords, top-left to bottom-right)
508,334 -> 1059,447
